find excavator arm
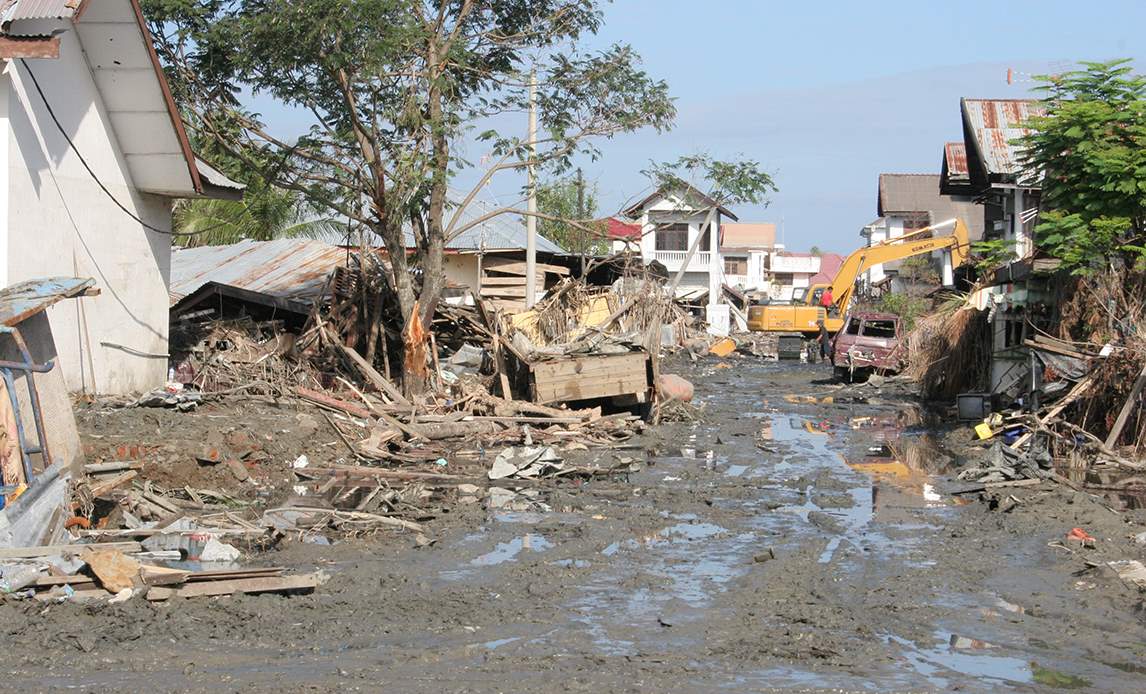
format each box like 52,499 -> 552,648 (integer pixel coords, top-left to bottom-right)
828,218 -> 970,312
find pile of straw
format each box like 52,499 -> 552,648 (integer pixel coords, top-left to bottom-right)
903,295 -> 990,400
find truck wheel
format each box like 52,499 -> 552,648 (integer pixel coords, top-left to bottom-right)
833,366 -> 850,383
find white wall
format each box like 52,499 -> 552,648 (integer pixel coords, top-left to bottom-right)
4,34 -> 173,395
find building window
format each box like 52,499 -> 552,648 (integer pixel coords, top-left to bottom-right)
655,223 -> 688,251
724,258 -> 746,275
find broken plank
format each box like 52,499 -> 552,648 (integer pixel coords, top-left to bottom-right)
295,386 -> 374,420
88,471 -> 138,497
482,257 -> 570,275
146,574 -> 320,601
1105,364 -> 1146,449
949,478 -> 1043,495
328,333 -> 410,406
0,541 -> 142,560
84,461 -> 143,474
324,465 -> 463,482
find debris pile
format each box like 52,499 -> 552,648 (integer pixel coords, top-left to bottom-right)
0,542 -> 324,603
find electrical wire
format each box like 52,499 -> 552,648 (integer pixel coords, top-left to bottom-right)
18,58 -> 247,238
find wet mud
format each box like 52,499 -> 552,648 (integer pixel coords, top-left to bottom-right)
3,358 -> 1146,692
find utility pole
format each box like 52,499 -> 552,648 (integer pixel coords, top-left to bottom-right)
525,68 -> 538,308
575,168 -> 585,252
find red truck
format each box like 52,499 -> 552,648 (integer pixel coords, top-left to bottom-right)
830,312 -> 906,382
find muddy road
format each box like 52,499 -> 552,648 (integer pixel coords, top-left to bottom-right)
5,358 -> 1146,692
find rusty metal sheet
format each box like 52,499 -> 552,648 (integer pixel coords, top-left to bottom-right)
0,277 -> 94,327
962,99 -> 1045,177
168,239 -> 351,307
945,142 -> 969,177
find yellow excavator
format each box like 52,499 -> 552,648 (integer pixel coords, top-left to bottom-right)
747,218 -> 971,335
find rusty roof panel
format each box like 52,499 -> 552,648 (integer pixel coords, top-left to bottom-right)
944,142 -> 969,177
169,239 -> 350,307
0,277 -> 94,327
961,98 -> 1045,177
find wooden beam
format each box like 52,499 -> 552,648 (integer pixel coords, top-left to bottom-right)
1106,365 -> 1146,449
0,541 -> 142,559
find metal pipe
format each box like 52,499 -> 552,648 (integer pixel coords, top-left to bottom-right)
1,368 -> 34,486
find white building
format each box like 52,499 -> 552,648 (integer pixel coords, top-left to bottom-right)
0,0 -> 241,394
615,187 -> 782,300
768,252 -> 820,302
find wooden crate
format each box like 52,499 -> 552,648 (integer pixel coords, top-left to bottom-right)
529,352 -> 651,405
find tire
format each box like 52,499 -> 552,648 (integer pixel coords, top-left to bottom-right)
833,366 -> 850,383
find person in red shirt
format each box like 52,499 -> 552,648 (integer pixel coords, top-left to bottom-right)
820,288 -> 834,309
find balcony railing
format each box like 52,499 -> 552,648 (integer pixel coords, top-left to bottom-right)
654,251 -> 711,272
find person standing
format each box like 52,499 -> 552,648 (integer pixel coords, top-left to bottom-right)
818,320 -> 831,362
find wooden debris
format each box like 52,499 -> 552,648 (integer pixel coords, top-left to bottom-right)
0,541 -> 142,559
82,549 -> 141,593
146,573 -> 321,601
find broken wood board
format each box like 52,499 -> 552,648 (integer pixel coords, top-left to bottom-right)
146,574 -> 321,601
530,352 -> 650,405
328,334 -> 410,406
0,541 -> 142,559
88,471 -> 138,497
83,549 -> 141,593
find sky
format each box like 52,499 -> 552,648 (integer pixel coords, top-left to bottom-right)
254,1 -> 1146,254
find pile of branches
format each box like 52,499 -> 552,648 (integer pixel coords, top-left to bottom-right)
903,294 -> 991,400
1057,269 -> 1146,452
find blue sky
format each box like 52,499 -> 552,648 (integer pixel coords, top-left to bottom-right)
255,1 -> 1146,253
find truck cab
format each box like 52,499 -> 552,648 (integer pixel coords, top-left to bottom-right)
831,312 -> 905,381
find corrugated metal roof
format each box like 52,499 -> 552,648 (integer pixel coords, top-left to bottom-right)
944,142 -> 969,177
1,0 -> 79,26
961,99 -> 1044,177
433,197 -> 565,253
169,239 -> 349,307
607,218 -> 641,240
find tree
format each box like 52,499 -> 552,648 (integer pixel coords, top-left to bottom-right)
809,245 -> 822,256
174,176 -> 347,248
535,170 -> 606,255
1020,59 -> 1146,275
143,0 -> 675,393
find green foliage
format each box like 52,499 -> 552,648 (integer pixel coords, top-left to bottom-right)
143,0 -> 676,329
535,173 -> 607,255
173,178 -> 346,248
876,292 -> 929,330
643,154 -> 777,208
809,245 -> 822,256
897,254 -> 939,286
972,238 -> 1018,273
1021,59 -> 1146,275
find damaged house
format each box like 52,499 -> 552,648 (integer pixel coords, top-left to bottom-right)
0,0 -> 242,396
942,98 -> 1051,394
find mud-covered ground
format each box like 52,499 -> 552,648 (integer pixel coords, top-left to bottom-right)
4,357 -> 1146,692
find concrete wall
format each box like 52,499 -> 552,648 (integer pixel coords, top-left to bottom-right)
1,34 -> 173,395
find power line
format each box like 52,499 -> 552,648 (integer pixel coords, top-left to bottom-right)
19,59 -> 247,238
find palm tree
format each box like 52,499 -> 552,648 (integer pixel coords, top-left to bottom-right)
173,180 -> 347,248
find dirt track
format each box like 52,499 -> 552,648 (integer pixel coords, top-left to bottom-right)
3,357 -> 1146,692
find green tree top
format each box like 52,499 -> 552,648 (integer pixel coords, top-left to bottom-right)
1021,59 -> 1146,274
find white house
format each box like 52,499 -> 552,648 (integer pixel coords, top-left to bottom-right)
768,252 -> 820,302
720,222 -> 774,293
621,183 -> 735,301
0,0 -> 241,395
